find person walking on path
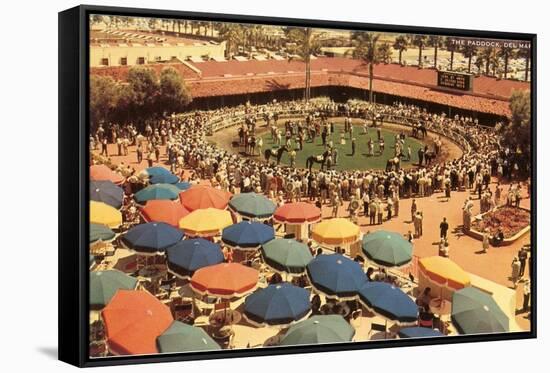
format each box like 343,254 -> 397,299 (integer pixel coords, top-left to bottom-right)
511,257 -> 521,289
411,199 -> 417,222
482,229 -> 490,253
369,199 -> 377,225
519,247 -> 529,278
377,200 -> 384,225
522,279 -> 531,312
439,217 -> 449,240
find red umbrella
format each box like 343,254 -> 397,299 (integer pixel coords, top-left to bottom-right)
101,290 -> 173,356
274,202 -> 322,224
179,185 -> 232,211
90,164 -> 125,185
190,263 -> 259,298
140,200 -> 190,227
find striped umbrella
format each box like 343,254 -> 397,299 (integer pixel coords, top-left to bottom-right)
166,239 -> 224,279
221,221 -> 275,251
229,192 -> 276,220
261,238 -> 313,275
90,180 -> 124,209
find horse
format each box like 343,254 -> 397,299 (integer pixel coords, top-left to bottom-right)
424,150 -> 437,166
412,123 -> 428,139
306,150 -> 331,171
264,145 -> 288,165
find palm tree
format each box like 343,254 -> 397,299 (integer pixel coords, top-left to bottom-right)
498,46 -> 516,79
286,27 -> 322,102
377,42 -> 392,64
218,24 -> 244,59
461,45 -> 478,73
350,32 -> 382,103
474,55 -> 485,75
429,36 -> 444,69
410,35 -> 428,68
392,35 -> 408,66
444,37 -> 459,71
517,48 -> 531,81
480,47 -> 499,76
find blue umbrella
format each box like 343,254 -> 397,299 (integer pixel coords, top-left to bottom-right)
306,254 -> 366,300
145,167 -> 180,184
358,281 -> 418,324
175,182 -> 192,191
244,283 -> 311,327
134,184 -> 181,204
166,238 -> 224,279
121,222 -> 184,255
90,180 -> 124,209
398,327 -> 444,339
221,221 -> 275,251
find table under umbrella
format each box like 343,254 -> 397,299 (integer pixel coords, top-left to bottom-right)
90,201 -> 122,229
121,222 -> 184,256
273,202 -> 321,225
179,208 -> 233,237
221,221 -> 275,251
228,192 -> 276,220
140,199 -> 190,227
451,287 -> 509,335
166,239 -> 224,279
243,283 -> 311,327
311,218 -> 360,246
90,180 -> 124,209
156,321 -> 221,353
306,253 -> 366,300
190,262 -> 259,299
279,315 -> 355,346
260,238 -> 313,276
179,185 -> 231,211
89,270 -> 138,310
102,290 -> 173,355
398,327 -> 444,339
90,164 -> 125,185
362,230 -> 413,268
134,184 -> 181,204
358,281 -> 418,325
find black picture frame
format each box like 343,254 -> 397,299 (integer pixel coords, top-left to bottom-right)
59,4 -> 537,368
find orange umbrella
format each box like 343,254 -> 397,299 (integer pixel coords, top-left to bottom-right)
190,263 -> 259,298
273,202 -> 322,224
101,290 -> 173,356
418,256 -> 471,290
90,164 -> 125,185
140,200 -> 190,227
179,185 -> 231,211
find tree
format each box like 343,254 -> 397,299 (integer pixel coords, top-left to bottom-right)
90,75 -> 120,129
498,47 -> 516,79
286,27 -> 322,102
377,42 -> 392,64
429,36 -> 444,69
350,32 -> 382,103
500,90 -> 531,157
479,47 -> 499,76
444,37 -> 459,71
393,35 -> 408,66
218,23 -> 244,59
157,67 -> 192,115
126,66 -> 160,124
461,45 -> 478,73
410,35 -> 428,68
517,48 -> 531,82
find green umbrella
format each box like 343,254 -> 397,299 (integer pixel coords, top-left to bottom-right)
156,321 -> 221,353
229,192 -> 276,220
279,315 -> 355,346
261,238 -> 313,275
89,270 -> 138,310
451,287 -> 509,334
90,223 -> 116,245
362,230 -> 413,268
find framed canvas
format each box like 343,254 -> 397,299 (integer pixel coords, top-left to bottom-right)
58,4 -> 536,367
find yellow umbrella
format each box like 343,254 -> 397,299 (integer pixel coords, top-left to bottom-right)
418,256 -> 471,290
311,218 -> 360,246
178,208 -> 233,237
90,201 -> 122,229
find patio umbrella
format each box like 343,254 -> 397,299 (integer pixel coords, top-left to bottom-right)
260,238 -> 313,275
121,222 -> 184,255
190,262 -> 259,298
398,327 -> 444,338
358,282 -> 418,324
362,231 -> 413,268
279,315 -> 355,346
140,200 -> 190,227
90,270 -> 138,310
102,290 -> 173,355
166,239 -> 224,279
156,321 -> 221,353
273,202 -> 322,224
221,221 -> 275,251
228,192 -> 276,220
134,183 -> 181,204
90,223 -> 116,245
311,218 -> 360,246
90,180 -> 124,209
419,256 -> 471,290
90,201 -> 122,229
179,208 -> 233,237
179,185 -> 231,211
243,283 -> 311,327
175,181 -> 192,191
451,287 -> 509,335
145,166 -> 179,185
306,254 -> 366,300
90,164 -> 125,185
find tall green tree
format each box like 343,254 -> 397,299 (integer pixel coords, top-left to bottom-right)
498,47 -> 516,79
350,32 -> 382,103
157,67 -> 192,115
377,42 -> 392,64
429,36 -> 444,69
126,66 -> 160,124
218,23 -> 244,59
410,35 -> 428,68
393,35 -> 408,66
90,75 -> 120,129
286,27 -> 322,102
461,45 -> 478,73
500,90 -> 531,156
517,48 -> 531,81
444,37 -> 459,71
480,47 -> 499,76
